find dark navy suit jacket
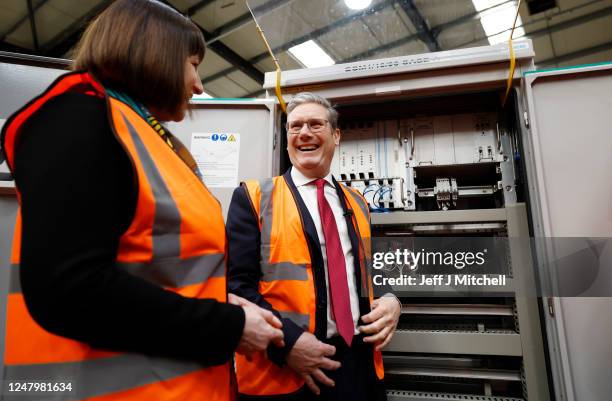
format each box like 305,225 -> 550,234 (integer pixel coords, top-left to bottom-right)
227,168 -> 377,364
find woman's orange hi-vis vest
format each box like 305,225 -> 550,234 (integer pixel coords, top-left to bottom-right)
235,176 -> 384,396
1,72 -> 231,401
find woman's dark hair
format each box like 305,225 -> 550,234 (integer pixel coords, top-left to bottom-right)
73,0 -> 205,116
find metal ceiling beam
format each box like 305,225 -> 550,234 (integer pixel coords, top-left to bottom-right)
186,0 -> 216,17
0,0 -> 49,43
203,0 -> 396,84
203,28 -> 265,83
43,1 -> 112,57
0,41 -> 37,55
521,4 -> 612,40
207,0 -> 295,46
396,0 -> 439,52
26,0 -> 40,52
537,40 -> 612,66
159,0 -> 264,84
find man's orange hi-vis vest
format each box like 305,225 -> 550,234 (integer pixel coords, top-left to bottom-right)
1,71 -> 231,401
235,176 -> 384,396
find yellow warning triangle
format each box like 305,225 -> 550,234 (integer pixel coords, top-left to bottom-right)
228,134 -> 236,142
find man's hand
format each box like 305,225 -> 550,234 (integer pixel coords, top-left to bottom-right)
359,296 -> 401,350
229,294 -> 285,357
286,332 -> 341,395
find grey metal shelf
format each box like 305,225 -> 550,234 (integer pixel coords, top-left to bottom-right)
386,391 -> 524,401
401,304 -> 514,316
386,367 -> 522,381
372,208 -> 508,226
385,329 -> 522,356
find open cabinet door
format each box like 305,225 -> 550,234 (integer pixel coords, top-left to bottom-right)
522,63 -> 612,401
167,99 -> 278,219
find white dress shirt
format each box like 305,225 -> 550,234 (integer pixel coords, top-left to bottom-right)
291,167 -> 361,338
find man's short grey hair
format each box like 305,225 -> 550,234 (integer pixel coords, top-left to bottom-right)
286,92 -> 339,130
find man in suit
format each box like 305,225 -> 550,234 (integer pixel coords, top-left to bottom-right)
227,92 -> 400,401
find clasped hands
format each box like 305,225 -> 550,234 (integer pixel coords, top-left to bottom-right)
229,294 -> 285,357
286,296 -> 400,395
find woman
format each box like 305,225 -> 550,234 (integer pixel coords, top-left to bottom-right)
1,1 -> 282,400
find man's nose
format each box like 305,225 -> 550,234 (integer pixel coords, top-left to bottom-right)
299,123 -> 313,135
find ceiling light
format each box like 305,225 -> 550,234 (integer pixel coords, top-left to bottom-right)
288,40 -> 335,68
344,0 -> 372,11
472,0 -> 526,45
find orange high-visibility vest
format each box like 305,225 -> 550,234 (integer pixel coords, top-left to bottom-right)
1,72 -> 232,401
235,176 -> 384,396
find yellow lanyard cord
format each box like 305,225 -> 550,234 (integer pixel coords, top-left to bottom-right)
247,2 -> 287,113
275,67 -> 287,113
502,0 -> 522,108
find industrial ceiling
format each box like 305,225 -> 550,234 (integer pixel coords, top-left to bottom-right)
0,0 -> 611,98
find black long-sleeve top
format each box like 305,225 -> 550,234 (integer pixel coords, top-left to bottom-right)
10,92 -> 244,365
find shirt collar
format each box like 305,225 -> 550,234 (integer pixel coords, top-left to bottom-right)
291,167 -> 334,188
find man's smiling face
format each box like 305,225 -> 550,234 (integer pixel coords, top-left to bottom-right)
286,103 -> 340,178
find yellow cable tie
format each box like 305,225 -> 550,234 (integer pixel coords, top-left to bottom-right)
502,0 -> 522,108
275,68 -> 287,113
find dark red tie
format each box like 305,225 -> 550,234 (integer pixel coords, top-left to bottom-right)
314,179 -> 354,346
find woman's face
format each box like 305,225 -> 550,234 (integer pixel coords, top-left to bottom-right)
152,55 -> 204,122
183,54 -> 204,108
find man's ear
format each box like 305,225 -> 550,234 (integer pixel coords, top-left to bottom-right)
334,128 -> 341,145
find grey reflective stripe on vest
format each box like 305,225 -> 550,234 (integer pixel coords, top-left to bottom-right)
121,114 -> 223,287
258,178 -> 274,266
278,310 -> 310,331
261,261 -> 307,282
257,179 -> 308,282
121,113 -> 181,262
118,252 -> 224,288
343,186 -> 370,220
3,353 -> 204,401
9,255 -> 224,294
8,264 -> 20,294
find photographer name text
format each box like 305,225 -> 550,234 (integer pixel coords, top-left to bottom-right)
373,274 -> 507,287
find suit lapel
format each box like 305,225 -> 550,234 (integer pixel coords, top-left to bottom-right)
283,168 -> 328,337
283,169 -> 321,252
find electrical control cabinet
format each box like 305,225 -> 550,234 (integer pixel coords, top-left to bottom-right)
331,110 -> 513,212
264,40 -> 612,401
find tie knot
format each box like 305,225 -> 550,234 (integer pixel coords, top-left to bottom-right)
312,178 -> 326,190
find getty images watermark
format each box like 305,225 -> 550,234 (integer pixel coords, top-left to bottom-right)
371,246 -> 507,288
366,237 -> 612,297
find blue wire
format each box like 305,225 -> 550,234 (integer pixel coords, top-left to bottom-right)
373,186 -> 392,210
376,187 -> 394,210
372,187 -> 384,208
